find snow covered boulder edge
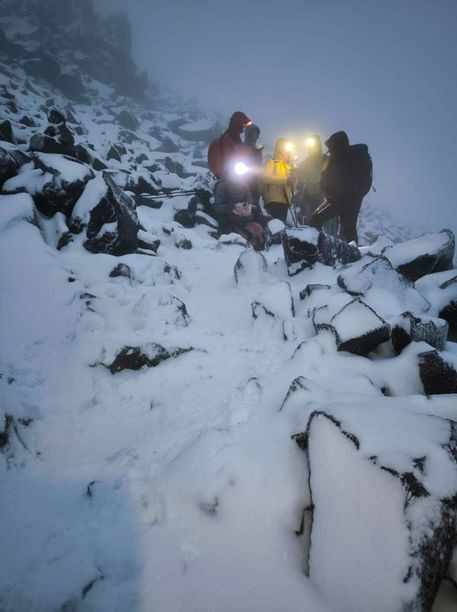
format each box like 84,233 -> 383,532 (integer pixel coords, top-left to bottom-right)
293,405 -> 457,612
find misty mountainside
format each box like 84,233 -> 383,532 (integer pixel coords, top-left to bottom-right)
1,2 -> 457,612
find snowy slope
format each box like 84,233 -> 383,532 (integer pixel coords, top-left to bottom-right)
1,4 -> 457,612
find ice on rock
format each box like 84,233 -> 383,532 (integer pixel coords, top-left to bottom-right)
385,229 -> 455,282
390,312 -> 449,353
294,401 -> 457,612
329,297 -> 391,355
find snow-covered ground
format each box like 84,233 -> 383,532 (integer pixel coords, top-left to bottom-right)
1,4 -> 457,610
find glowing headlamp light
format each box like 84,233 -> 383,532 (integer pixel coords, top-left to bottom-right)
284,141 -> 294,153
306,137 -> 316,148
234,161 -> 249,176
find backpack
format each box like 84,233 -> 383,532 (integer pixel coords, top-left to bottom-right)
347,144 -> 373,196
208,136 -> 224,179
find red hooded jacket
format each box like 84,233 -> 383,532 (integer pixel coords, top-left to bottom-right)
208,111 -> 252,179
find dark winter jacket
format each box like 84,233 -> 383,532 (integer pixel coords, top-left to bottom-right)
320,131 -> 372,200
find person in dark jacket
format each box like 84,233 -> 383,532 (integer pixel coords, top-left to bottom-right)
310,131 -> 372,244
210,111 -> 253,220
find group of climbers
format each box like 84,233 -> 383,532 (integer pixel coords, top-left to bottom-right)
207,111 -> 373,248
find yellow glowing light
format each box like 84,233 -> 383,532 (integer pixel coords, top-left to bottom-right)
234,162 -> 249,176
284,141 -> 294,152
305,137 -> 316,148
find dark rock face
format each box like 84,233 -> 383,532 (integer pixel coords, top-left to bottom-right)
439,276 -> 457,329
0,145 -> 30,189
234,249 -> 268,285
418,350 -> 457,395
106,143 -> 127,163
295,409 -> 457,612
32,154 -> 94,218
109,263 -> 132,280
0,119 -> 16,144
174,209 -> 195,228
104,344 -> 193,374
391,313 -> 448,353
329,298 -> 391,355
283,227 -> 360,276
116,109 -> 139,131
299,284 -> 332,301
386,230 -> 455,282
84,172 -> 139,256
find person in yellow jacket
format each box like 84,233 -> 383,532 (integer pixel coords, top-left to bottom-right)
261,137 -> 293,223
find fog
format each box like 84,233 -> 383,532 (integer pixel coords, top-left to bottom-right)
96,0 -> 457,234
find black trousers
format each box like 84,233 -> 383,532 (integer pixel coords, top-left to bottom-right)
310,193 -> 363,244
265,202 -> 289,223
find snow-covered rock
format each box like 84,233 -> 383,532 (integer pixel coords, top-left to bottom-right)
328,298 -> 391,355
418,349 -> 457,395
283,227 -> 360,276
391,312 -> 449,353
337,256 -> 430,316
385,229 -> 455,282
415,269 -> 457,330
294,401 -> 457,612
251,282 -> 295,341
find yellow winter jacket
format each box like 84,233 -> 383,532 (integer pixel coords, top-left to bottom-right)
261,140 -> 293,205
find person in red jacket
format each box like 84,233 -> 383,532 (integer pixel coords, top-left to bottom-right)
208,111 -> 253,226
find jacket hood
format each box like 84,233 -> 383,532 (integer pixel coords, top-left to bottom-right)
325,131 -> 349,153
273,137 -> 289,158
244,123 -> 260,146
228,111 -> 251,134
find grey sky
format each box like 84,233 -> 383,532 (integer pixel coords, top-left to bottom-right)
96,0 -> 457,233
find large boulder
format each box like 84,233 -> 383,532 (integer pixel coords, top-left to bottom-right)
391,312 -> 449,353
294,401 -> 457,612
328,298 -> 391,355
2,152 -> 94,217
83,172 -> 139,256
283,227 -> 360,276
337,256 -> 430,315
385,229 -> 455,282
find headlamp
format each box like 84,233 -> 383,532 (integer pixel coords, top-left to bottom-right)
305,137 -> 316,148
284,141 -> 294,153
234,162 -> 249,176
